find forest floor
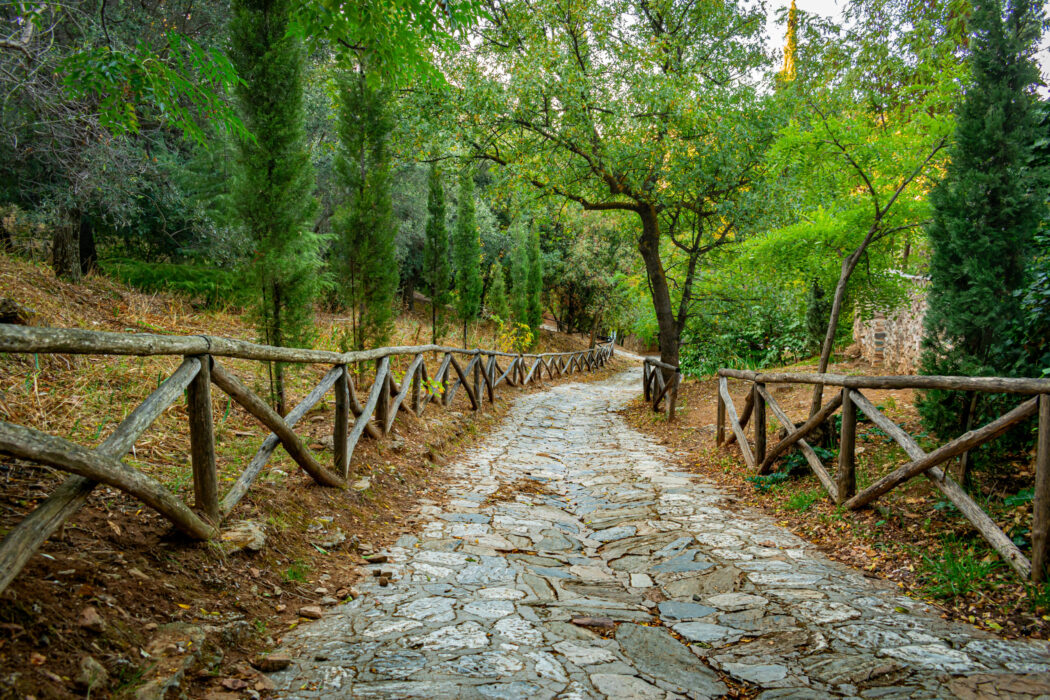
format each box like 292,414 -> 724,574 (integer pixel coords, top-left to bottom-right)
0,254 -> 631,700
623,354 -> 1050,643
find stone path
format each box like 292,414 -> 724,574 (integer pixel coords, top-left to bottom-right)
268,370 -> 1050,699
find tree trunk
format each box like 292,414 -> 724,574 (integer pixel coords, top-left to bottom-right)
637,205 -> 679,368
809,251 -> 859,415
51,213 -> 81,282
78,215 -> 97,276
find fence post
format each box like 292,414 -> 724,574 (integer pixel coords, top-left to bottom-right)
187,355 -> 219,523
1033,393 -> 1050,582
376,363 -> 391,432
473,351 -> 481,410
643,361 -> 651,402
716,380 -> 726,446
753,382 -> 766,464
411,360 -> 421,413
837,387 -> 857,504
334,365 -> 350,478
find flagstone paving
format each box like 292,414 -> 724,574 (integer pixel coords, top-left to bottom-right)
269,370 -> 1050,699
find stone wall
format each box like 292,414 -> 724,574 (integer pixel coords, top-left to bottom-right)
852,279 -> 929,373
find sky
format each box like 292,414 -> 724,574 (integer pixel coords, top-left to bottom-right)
763,0 -> 1050,89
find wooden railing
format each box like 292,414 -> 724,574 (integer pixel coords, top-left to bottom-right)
642,357 -> 681,420
716,368 -> 1050,582
0,324 -> 614,593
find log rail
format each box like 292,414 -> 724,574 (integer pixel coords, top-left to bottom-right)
0,324 -> 614,594
715,367 -> 1050,582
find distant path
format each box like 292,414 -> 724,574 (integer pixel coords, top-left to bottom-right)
268,370 -> 1050,699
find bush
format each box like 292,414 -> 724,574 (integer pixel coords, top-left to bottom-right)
101,258 -> 246,309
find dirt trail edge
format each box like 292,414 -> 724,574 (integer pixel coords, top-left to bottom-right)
265,370 -> 1050,699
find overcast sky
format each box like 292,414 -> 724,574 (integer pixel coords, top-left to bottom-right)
763,0 -> 1050,90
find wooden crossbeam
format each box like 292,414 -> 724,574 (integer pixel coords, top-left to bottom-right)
757,391 -> 843,472
385,354 -> 424,433
347,357 -> 389,459
719,376 -> 755,470
755,384 -> 839,501
0,357 -> 203,595
211,363 -> 345,488
726,390 -> 754,446
847,389 -> 1030,579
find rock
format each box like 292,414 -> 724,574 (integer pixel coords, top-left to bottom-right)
0,298 -> 35,325
948,673 -> 1050,700
251,653 -> 292,672
298,606 -> 324,619
363,554 -> 388,563
571,616 -> 615,630
590,673 -> 665,699
552,641 -> 618,665
663,565 -> 744,598
704,593 -> 768,612
78,606 -> 105,633
135,623 -> 205,700
672,621 -> 746,645
320,596 -> 339,606
657,600 -> 717,621
221,520 -> 266,553
379,576 -> 390,586
313,527 -> 346,549
629,573 -> 654,588
352,478 -> 372,491
615,622 -> 726,697
76,656 -> 108,691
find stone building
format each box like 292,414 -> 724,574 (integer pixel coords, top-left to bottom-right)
851,275 -> 929,373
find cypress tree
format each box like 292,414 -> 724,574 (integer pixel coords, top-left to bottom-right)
331,69 -> 399,351
527,227 -> 544,336
919,0 -> 1045,437
453,165 -> 482,347
230,0 -> 323,413
509,221 -> 529,328
423,165 -> 451,344
486,262 -> 510,321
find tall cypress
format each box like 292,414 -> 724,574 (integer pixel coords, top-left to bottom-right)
486,262 -> 510,321
453,165 -> 482,347
919,0 -> 1045,437
509,221 -> 529,328
331,69 -> 399,351
423,165 -> 451,344
526,227 -> 544,337
230,0 -> 323,413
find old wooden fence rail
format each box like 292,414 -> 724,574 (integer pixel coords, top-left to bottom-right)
0,324 -> 614,593
642,357 -> 681,420
715,368 -> 1050,582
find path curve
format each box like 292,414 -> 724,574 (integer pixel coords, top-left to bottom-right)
268,370 -> 1050,699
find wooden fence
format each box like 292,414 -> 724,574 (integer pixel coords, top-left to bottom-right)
0,324 -> 614,594
642,357 -> 681,420
715,368 -> 1050,582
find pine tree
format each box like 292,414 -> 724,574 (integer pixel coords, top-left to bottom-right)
486,262 -> 510,321
919,0 -> 1045,438
509,221 -> 529,328
331,69 -> 399,352
423,165 -> 451,344
230,0 -> 323,414
526,226 -> 543,336
453,165 -> 482,347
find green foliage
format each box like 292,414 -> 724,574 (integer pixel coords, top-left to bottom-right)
804,280 -> 831,352
745,471 -> 791,493
526,226 -> 543,336
231,0 -> 325,410
783,489 -> 823,512
423,165 -> 452,343
509,220 -> 530,329
331,69 -> 399,351
486,263 -> 510,321
918,539 -> 1002,599
919,0 -> 1046,441
453,166 -> 482,345
100,259 -> 245,309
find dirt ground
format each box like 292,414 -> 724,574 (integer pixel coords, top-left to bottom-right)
0,254 -> 631,699
623,354 -> 1049,641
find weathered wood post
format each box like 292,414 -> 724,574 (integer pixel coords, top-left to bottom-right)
837,388 -> 857,503
187,355 -> 219,523
376,362 -> 391,432
441,353 -> 453,406
1033,393 -> 1050,582
411,360 -> 422,413
473,351 -> 481,410
716,380 -> 726,446
334,365 -> 350,478
753,382 -> 766,464
643,361 -> 651,403
486,355 -> 496,402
